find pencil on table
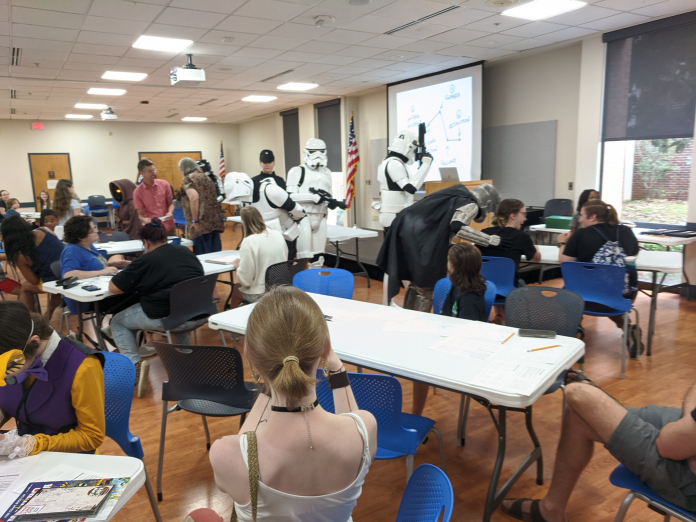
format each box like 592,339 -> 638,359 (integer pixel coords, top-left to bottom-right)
502,333 -> 514,344
528,345 -> 561,352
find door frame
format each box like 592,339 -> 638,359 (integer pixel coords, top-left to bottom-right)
27,152 -> 73,206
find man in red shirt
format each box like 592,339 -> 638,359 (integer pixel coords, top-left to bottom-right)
133,158 -> 175,234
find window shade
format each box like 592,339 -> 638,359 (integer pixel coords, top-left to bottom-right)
603,20 -> 696,141
281,109 -> 300,176
316,99 -> 341,171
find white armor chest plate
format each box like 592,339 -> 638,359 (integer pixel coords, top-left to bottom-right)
297,166 -> 332,194
377,158 -> 413,213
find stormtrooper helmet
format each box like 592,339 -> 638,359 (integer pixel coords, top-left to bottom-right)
223,172 -> 253,204
470,183 -> 501,223
388,130 -> 419,165
302,138 -> 328,169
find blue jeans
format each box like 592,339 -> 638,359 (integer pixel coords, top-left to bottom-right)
111,303 -> 191,363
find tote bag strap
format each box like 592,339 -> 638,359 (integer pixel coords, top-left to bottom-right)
230,431 -> 259,522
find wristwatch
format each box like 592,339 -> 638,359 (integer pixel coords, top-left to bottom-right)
191,219 -> 199,223
558,242 -> 566,246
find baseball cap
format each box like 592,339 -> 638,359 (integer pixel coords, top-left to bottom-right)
259,150 -> 275,163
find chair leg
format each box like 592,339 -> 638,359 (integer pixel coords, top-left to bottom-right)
156,401 -> 168,502
456,395 -> 471,447
621,312 -> 629,379
663,515 -> 671,522
433,386 -> 438,395
612,491 -> 636,522
631,306 -> 641,362
429,427 -> 446,473
142,464 -> 163,522
405,454 -> 414,482
219,330 -> 227,347
202,416 -> 211,451
166,331 -> 173,344
240,412 -> 247,428
356,366 -> 363,373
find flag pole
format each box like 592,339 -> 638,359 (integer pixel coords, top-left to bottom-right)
351,112 -> 357,227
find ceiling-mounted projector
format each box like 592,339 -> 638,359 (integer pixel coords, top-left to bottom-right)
170,54 -> 206,85
101,107 -> 117,120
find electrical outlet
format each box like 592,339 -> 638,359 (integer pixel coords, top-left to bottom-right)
568,182 -> 573,190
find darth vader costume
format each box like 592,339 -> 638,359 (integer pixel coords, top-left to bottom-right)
109,179 -> 141,240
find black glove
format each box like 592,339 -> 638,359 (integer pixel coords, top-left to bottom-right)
328,199 -> 347,210
450,220 -> 464,234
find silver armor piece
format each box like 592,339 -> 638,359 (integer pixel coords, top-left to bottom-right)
469,184 -> 501,223
451,202 -> 501,247
403,285 -> 434,312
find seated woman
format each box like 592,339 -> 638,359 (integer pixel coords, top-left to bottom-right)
207,286 -> 377,521
4,199 -> 20,217
569,189 -> 599,234
0,215 -> 64,318
233,206 -> 288,303
37,189 -> 53,211
557,199 -> 640,351
108,218 -> 204,398
0,301 -> 105,457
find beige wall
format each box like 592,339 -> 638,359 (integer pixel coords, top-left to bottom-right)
483,43 -> 583,202
237,114 -> 284,178
0,119 -> 240,203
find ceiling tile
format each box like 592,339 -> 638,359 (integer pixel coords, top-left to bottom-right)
169,0 -> 246,14
185,42 -> 241,56
405,53 -> 455,65
144,24 -> 207,41
218,55 -> 265,66
10,65 -> 60,78
593,0 -> 664,9
314,54 -> 362,65
463,15 -> 530,33
116,57 -> 167,68
12,24 -> 78,42
292,40 -> 347,54
547,5 -> 621,25
371,49 -> 421,60
61,61 -> 111,72
234,0 -> 310,22
381,61 -> 426,72
67,53 -> 120,65
432,8 -> 497,27
632,0 -> 696,16
328,65 -> 373,75
88,0 -> 164,22
397,39 -> 453,53
580,11 -> 651,30
427,27 -> 491,44
350,58 -> 396,68
465,34 -> 524,48
391,22 -> 453,40
81,16 -> 149,35
315,29 -> 374,45
275,50 -> 324,62
340,15 -> 411,34
57,70 -> 102,81
0,21 -> 8,35
12,6 -> 83,29
11,37 -> 73,52
155,7 -> 225,28
501,21 -> 570,38
11,0 -> 91,15
198,30 -> 260,46
77,30 -> 138,47
232,47 -> 285,59
534,26 -> 598,43
334,45 -> 386,58
359,34 -> 418,50
248,35 -> 307,50
437,44 -> 514,60
215,15 -> 283,34
500,38 -> 557,51
72,42 -> 127,56
124,48 -> 180,60
21,49 -> 69,62
0,6 -> 6,22
267,22 -> 333,39
371,0 -> 456,19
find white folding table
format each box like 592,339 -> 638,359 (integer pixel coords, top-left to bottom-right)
325,225 -> 379,287
0,452 -> 145,521
96,238 -> 193,256
208,293 -> 585,522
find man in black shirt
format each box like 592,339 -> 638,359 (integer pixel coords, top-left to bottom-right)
252,150 -> 286,203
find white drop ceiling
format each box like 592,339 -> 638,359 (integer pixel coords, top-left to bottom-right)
0,0 -> 694,123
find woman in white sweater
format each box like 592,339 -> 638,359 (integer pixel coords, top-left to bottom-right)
233,206 -> 288,302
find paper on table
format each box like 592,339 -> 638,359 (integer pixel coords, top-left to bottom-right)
204,255 -> 240,265
504,344 -> 569,365
473,361 -> 548,396
0,458 -> 33,499
428,337 -> 505,361
382,320 -> 439,334
367,306 -> 410,324
12,463 -> 102,494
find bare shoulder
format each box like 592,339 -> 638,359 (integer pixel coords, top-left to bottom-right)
209,433 -> 249,500
352,410 -> 378,458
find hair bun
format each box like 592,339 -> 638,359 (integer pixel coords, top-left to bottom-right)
151,217 -> 162,226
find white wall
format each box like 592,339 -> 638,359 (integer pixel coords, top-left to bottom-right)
237,114 -> 284,177
0,120 -> 240,203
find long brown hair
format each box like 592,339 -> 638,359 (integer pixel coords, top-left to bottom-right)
448,242 -> 487,296
246,286 -> 328,409
582,199 -> 619,226
241,206 -> 267,237
53,179 -> 75,215
37,190 -> 52,210
491,199 -> 524,227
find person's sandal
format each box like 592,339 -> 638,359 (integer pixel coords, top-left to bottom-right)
563,370 -> 599,388
500,498 -> 549,522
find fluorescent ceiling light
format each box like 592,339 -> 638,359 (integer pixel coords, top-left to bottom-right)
277,83 -> 318,91
65,114 -> 93,119
74,103 -> 107,110
133,35 -> 193,52
102,71 -> 147,81
502,0 -> 586,20
242,95 -> 277,102
182,117 -> 207,122
88,88 -> 126,96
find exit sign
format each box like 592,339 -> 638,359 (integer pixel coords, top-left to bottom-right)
31,122 -> 43,130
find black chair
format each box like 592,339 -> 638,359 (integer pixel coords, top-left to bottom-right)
264,259 -> 309,292
543,198 -> 573,218
152,342 -> 257,502
98,231 -> 129,242
50,260 -> 71,335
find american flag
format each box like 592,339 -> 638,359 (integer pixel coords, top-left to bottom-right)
345,113 -> 359,210
219,141 -> 226,178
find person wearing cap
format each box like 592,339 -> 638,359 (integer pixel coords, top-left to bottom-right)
252,150 -> 287,203
0,301 -> 105,457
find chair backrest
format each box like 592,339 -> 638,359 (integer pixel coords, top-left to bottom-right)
172,208 -> 185,224
265,259 -> 309,293
88,195 -> 107,208
480,256 -> 517,297
161,274 -> 219,331
292,268 -> 354,299
505,286 -> 584,337
432,277 -> 451,315
152,342 -> 257,408
484,280 -> 497,322
50,260 -> 61,280
395,464 -> 454,522
98,231 -> 129,243
101,351 -> 144,459
543,198 -> 573,218
316,372 -> 420,450
561,262 -> 631,312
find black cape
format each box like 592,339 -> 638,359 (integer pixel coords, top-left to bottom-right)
376,185 -> 478,303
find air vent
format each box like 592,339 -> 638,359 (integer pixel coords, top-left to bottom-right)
165,112 -> 179,118
11,48 -> 21,66
261,69 -> 295,82
198,99 -> 218,106
385,4 -> 462,34
10,90 -> 16,99
10,108 -> 16,114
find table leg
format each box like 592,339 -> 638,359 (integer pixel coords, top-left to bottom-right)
483,406 -> 506,522
93,302 -> 107,351
333,241 -> 341,268
355,238 -> 370,288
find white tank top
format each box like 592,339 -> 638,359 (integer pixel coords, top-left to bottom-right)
233,413 -> 371,522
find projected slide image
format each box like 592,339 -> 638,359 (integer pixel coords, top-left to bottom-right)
396,76 -> 473,182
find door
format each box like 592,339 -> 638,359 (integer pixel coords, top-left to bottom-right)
28,153 -> 72,208
138,151 -> 202,193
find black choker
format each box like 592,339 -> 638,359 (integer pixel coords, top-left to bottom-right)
270,399 -> 319,413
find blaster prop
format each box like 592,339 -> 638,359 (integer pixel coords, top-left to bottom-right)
416,122 -> 427,166
309,187 -> 347,210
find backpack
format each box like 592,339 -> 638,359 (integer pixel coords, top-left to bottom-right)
590,227 -> 637,295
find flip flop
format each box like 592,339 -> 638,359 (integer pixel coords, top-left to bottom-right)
500,498 -> 548,522
563,370 -> 598,388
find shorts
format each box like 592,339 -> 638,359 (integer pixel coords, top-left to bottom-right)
605,405 -> 696,512
0,278 -> 20,293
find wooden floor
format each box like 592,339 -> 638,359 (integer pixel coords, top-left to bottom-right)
19,224 -> 696,522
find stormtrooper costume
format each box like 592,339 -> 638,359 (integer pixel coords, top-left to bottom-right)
374,130 -> 433,229
286,139 -> 336,260
223,172 -> 306,244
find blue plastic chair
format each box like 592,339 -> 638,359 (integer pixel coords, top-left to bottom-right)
484,280 -> 497,322
481,256 -> 516,305
561,262 -> 639,379
316,372 -> 445,480
167,237 -> 181,245
293,268 -> 354,299
432,278 -> 496,322
610,464 -> 696,522
101,351 -> 163,522
173,207 -> 187,237
395,464 -> 454,522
